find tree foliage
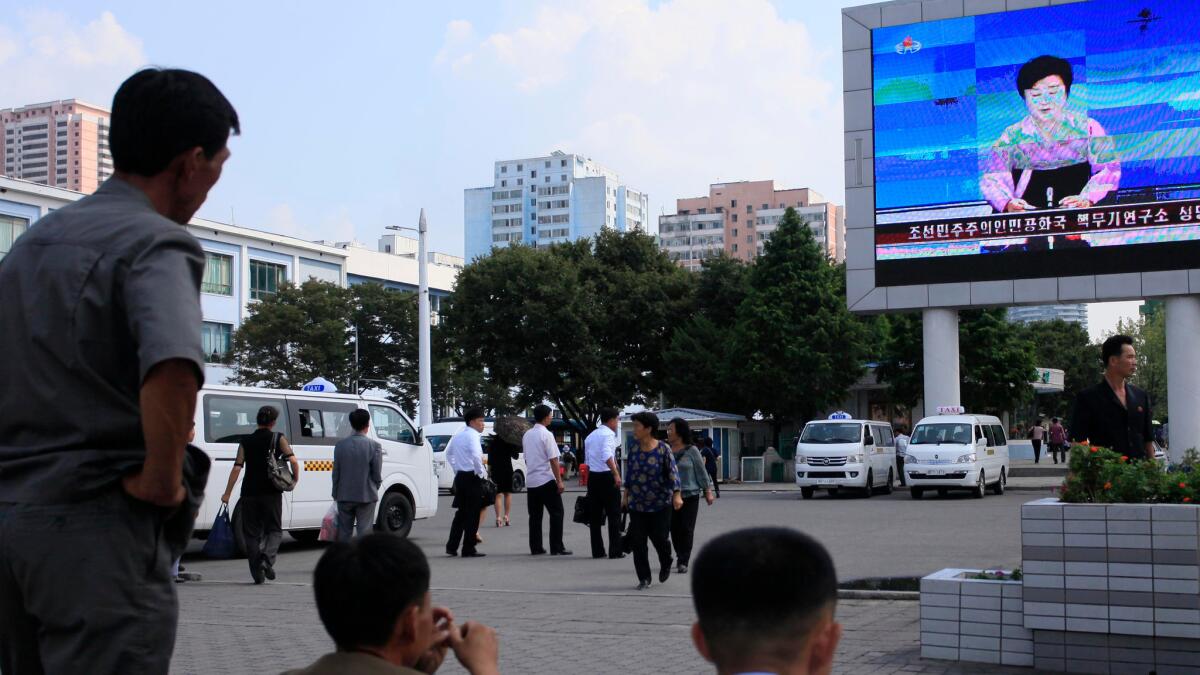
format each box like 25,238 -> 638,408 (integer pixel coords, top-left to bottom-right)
1115,308 -> 1167,412
1020,319 -> 1097,418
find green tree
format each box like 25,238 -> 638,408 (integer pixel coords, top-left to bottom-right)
959,308 -> 1037,414
660,254 -> 753,415
1021,319 -> 1097,418
873,312 -> 924,409
352,283 -> 418,410
733,207 -> 868,438
1115,310 -> 1167,412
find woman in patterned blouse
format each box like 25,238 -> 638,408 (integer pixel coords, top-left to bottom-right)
622,411 -> 682,590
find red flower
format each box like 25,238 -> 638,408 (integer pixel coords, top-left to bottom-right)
1103,482 -> 1112,490
1180,482 -> 1188,489
1090,447 -> 1099,453
1120,455 -> 1129,462
1186,497 -> 1193,503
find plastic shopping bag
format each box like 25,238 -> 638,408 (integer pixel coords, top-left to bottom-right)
318,503 -> 339,542
201,503 -> 236,559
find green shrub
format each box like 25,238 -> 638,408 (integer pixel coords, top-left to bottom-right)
1059,443 -> 1197,504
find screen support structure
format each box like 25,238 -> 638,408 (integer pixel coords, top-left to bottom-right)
1166,297 -> 1200,465
922,309 -> 961,418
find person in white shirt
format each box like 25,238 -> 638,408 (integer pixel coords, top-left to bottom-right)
584,407 -> 624,559
522,405 -> 570,556
444,408 -> 488,558
893,426 -> 910,487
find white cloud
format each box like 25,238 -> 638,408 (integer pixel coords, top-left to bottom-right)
434,19 -> 478,73
263,203 -> 357,245
436,0 -> 844,214
0,10 -> 145,106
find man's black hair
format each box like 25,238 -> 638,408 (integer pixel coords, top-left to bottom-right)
1017,55 -> 1073,97
693,528 -> 837,668
256,405 -> 279,426
313,534 -> 430,651
349,408 -> 370,432
599,407 -> 620,424
630,411 -> 659,433
110,68 -> 240,176
463,407 -> 486,424
533,404 -> 553,424
669,417 -> 692,445
1101,334 -> 1134,368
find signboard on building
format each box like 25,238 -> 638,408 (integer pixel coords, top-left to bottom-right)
843,0 -> 1200,312
1031,367 -> 1065,394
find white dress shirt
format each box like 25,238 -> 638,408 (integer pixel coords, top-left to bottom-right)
584,425 -> 617,473
522,423 -> 560,488
445,426 -> 486,478
895,433 -> 909,458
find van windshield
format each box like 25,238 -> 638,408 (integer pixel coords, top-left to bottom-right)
800,423 -> 862,444
428,435 -> 453,453
911,423 -> 972,445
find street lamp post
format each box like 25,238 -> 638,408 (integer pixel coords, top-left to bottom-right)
386,210 -> 433,427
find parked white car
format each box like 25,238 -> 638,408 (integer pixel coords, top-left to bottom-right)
426,420 -> 526,494
904,412 -> 1009,499
795,416 -> 897,499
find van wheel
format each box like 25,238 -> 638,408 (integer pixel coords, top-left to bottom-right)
512,471 -> 526,493
883,469 -> 894,495
377,490 -> 415,539
937,488 -> 948,498
992,468 -> 1006,496
972,470 -> 986,499
230,502 -> 247,559
290,530 -> 320,544
827,487 -> 839,498
911,487 -> 924,499
863,470 -> 874,498
801,487 -> 814,500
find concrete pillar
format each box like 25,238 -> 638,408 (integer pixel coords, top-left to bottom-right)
923,308 -> 961,414
1166,296 -> 1200,464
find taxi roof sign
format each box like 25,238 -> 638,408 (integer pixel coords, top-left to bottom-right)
935,405 -> 966,415
302,377 -> 338,393
827,411 -> 852,420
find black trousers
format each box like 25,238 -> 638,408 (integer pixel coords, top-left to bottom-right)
586,472 -> 621,558
447,472 -> 482,555
670,495 -> 700,566
1032,439 -> 1043,463
896,456 -> 907,486
1049,443 -> 1066,464
629,509 -> 672,583
707,468 -> 720,497
241,493 -> 283,574
527,481 -> 565,554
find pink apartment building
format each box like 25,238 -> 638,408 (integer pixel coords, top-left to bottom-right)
1,100 -> 113,193
660,179 -> 844,269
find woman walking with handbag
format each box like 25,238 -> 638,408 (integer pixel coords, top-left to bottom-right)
666,418 -> 714,575
221,405 -> 300,584
623,411 -> 682,590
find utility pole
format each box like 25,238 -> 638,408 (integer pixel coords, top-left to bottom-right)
385,210 -> 433,426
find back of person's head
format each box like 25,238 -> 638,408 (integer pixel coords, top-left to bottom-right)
600,407 -> 620,424
692,528 -> 840,675
670,417 -> 692,445
110,68 -> 240,176
1101,334 -> 1134,368
464,407 -> 485,424
1052,417 -> 1059,424
349,408 -> 370,432
313,534 -> 430,652
256,405 -> 279,427
533,404 -> 552,424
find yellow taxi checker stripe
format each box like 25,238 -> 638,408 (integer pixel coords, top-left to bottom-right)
304,460 -> 334,471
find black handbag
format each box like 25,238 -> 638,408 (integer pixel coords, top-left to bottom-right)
481,477 -> 498,506
266,433 -> 296,492
573,495 -> 590,525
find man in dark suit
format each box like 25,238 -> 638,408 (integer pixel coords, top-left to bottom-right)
1070,335 -> 1155,460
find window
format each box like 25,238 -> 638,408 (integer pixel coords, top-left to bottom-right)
531,170 -> 537,178
732,214 -> 738,223
746,205 -> 753,213
0,214 -> 30,261
517,163 -> 523,171
561,159 -> 567,167
746,235 -> 753,243
732,228 -> 738,237
501,180 -> 507,187
249,260 -> 287,300
202,251 -> 233,295
732,244 -> 738,252
501,165 -> 507,173
369,405 -> 417,444
870,426 -> 885,446
517,178 -> 523,186
762,203 -> 769,209
990,425 -> 1007,446
544,161 -> 550,168
203,394 -> 285,443
545,176 -> 551,183
731,199 -> 738,207
201,322 -> 232,363
983,425 -> 997,446
292,402 -> 358,446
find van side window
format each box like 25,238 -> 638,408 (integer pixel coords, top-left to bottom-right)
370,405 -> 418,445
983,425 -> 997,446
289,401 -> 359,446
204,395 -> 286,443
870,426 -> 884,446
991,424 -> 1007,446
881,426 -> 894,446
975,426 -> 984,441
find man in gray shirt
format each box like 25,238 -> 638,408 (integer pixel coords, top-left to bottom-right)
0,68 -> 238,675
332,409 -> 384,541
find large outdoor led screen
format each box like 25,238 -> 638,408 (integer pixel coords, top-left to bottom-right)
871,0 -> 1200,286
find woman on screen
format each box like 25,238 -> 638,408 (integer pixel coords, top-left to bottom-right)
981,55 -> 1121,214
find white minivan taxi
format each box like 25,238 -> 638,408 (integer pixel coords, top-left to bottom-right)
904,410 -> 1009,499
795,414 -> 897,499
427,420 -> 528,494
194,385 -> 437,548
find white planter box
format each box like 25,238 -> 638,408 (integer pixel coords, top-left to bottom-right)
920,568 -> 1033,667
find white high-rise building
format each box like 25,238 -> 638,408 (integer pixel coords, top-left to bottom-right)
463,150 -> 649,261
1007,304 -> 1089,333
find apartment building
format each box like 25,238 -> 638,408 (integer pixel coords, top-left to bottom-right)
1,100 -> 112,193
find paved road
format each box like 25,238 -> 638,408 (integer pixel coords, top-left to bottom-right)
173,489 -> 1058,674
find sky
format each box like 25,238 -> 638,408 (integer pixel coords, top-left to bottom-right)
0,0 -> 1139,340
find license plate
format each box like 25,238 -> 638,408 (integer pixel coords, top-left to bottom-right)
927,469 -> 944,476
817,482 -> 838,487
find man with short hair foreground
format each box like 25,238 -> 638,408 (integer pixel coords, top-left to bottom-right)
691,528 -> 841,675
1070,334 -> 1154,460
286,534 -> 499,675
0,67 -> 238,674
